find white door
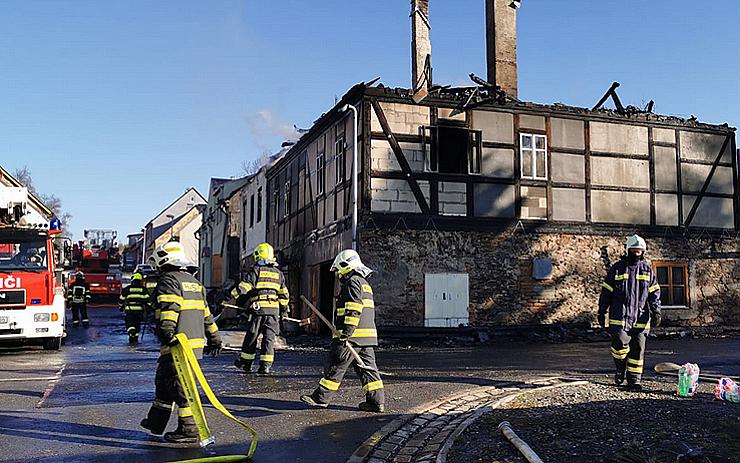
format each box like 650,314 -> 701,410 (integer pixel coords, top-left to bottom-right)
424,273 -> 469,327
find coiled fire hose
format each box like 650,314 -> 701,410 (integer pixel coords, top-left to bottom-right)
168,332 -> 258,462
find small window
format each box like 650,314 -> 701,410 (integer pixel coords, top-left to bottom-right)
283,181 -> 291,218
423,126 -> 482,174
652,262 -> 689,307
249,194 -> 255,228
256,187 -> 262,223
335,137 -> 346,185
273,190 -> 280,224
520,133 -> 547,180
317,152 -> 325,195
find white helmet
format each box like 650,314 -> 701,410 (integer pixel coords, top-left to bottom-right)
625,234 -> 647,253
149,241 -> 192,270
330,249 -> 372,278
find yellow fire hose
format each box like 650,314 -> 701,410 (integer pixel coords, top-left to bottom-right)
168,333 -> 258,462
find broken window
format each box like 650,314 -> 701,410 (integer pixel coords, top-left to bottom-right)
257,187 -> 262,223
520,133 -> 547,180
335,136 -> 345,185
653,262 -> 689,307
423,126 -> 481,174
316,151 -> 325,195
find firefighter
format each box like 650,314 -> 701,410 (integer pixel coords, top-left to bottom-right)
231,243 -> 289,375
119,272 -> 151,344
301,250 -> 385,413
67,271 -> 91,328
140,241 -> 222,444
598,234 -> 662,391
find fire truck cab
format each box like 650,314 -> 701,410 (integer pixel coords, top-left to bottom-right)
0,187 -> 66,350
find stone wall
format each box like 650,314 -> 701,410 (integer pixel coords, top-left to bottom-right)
359,226 -> 740,328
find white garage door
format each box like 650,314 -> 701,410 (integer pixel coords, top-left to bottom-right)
424,273 -> 469,327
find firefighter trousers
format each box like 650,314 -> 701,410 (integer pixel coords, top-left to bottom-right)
144,355 -> 194,435
125,311 -> 144,339
70,303 -> 88,326
239,314 -> 279,368
311,342 -> 384,406
610,327 -> 647,385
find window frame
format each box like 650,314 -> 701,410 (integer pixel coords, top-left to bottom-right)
316,151 -> 325,196
256,187 -> 262,223
335,136 -> 346,185
422,126 -> 482,175
519,133 -> 548,180
283,180 -> 291,218
249,193 -> 255,228
651,261 -> 690,308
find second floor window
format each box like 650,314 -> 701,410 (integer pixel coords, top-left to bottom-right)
317,152 -> 325,195
283,181 -> 291,218
249,194 -> 255,228
520,133 -> 547,180
335,137 -> 345,184
257,187 -> 262,223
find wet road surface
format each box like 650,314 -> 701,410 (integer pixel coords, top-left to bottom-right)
0,306 -> 738,463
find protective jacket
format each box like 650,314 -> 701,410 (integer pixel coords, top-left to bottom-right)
68,280 -> 91,305
336,274 -> 377,347
598,257 -> 661,331
119,281 -> 151,312
154,269 -> 220,359
230,264 -> 289,316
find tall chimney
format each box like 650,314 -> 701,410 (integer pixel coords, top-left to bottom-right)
486,0 -> 518,98
411,0 -> 432,100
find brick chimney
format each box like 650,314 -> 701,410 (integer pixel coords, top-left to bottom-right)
411,0 -> 432,101
485,0 -> 519,98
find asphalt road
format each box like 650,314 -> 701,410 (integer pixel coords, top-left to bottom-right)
0,306 -> 738,463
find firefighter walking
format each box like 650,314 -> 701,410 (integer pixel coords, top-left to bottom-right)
140,242 -> 222,444
598,234 -> 662,391
301,250 -> 385,413
231,243 -> 289,375
67,271 -> 91,328
119,272 -> 151,344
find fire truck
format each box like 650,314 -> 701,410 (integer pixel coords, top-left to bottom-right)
0,187 -> 66,350
70,229 -> 122,300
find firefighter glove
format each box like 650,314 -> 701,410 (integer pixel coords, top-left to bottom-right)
597,313 -> 606,328
652,312 -> 662,328
162,332 -> 179,346
205,342 -> 222,357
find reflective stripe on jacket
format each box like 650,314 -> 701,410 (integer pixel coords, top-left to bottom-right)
68,282 -> 90,304
598,257 -> 661,331
119,284 -> 150,311
154,270 -> 219,359
230,264 -> 289,316
335,274 -> 377,347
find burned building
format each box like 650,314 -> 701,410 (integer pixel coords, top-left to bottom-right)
266,0 -> 739,329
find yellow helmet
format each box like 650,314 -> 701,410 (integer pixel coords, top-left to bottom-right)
253,243 -> 275,264
131,272 -> 143,281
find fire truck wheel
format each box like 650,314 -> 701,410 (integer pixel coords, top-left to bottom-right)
42,337 -> 62,351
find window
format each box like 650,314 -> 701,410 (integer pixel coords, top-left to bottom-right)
316,152 -> 325,195
273,189 -> 280,224
653,262 -> 689,307
249,194 -> 255,228
335,136 -> 346,184
520,133 -> 547,180
423,126 -> 481,174
257,187 -> 262,223
283,181 -> 291,218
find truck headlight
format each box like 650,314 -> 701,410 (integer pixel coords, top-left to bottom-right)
34,313 -> 51,322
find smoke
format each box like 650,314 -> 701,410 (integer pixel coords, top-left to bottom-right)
245,109 -> 300,150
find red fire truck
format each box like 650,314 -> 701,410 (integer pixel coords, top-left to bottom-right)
70,229 -> 122,300
0,187 -> 66,350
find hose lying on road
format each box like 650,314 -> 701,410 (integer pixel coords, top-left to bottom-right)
498,421 -> 546,463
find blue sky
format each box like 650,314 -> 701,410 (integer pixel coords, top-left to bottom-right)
2,0 -> 738,240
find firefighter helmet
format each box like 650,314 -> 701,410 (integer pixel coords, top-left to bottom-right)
131,272 -> 143,281
149,241 -> 192,270
330,249 -> 372,278
253,243 -> 275,264
75,271 -> 85,279
625,234 -> 647,252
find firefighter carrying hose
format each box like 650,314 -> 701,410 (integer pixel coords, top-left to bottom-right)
67,271 -> 91,328
231,243 -> 289,375
598,234 -> 662,391
301,250 -> 385,413
119,272 -> 151,344
140,241 -> 222,444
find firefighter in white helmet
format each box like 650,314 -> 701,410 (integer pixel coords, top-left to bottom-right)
301,249 -> 385,413
140,241 -> 221,444
230,242 -> 290,375
598,234 -> 662,391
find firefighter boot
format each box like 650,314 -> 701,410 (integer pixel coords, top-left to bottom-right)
164,417 -> 199,445
257,362 -> 273,376
614,370 -> 626,386
141,406 -> 171,435
128,328 -> 138,345
234,358 -> 252,373
359,401 -> 385,413
300,393 -> 329,409
82,319 -> 90,328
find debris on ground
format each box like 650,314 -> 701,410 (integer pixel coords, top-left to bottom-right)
448,379 -> 740,463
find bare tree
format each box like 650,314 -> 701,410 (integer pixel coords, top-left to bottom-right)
12,165 -> 73,237
240,151 -> 272,176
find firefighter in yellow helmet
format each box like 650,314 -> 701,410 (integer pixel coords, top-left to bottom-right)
301,249 -> 385,413
140,241 -> 222,445
598,234 -> 662,391
119,272 -> 151,344
231,242 -> 290,375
